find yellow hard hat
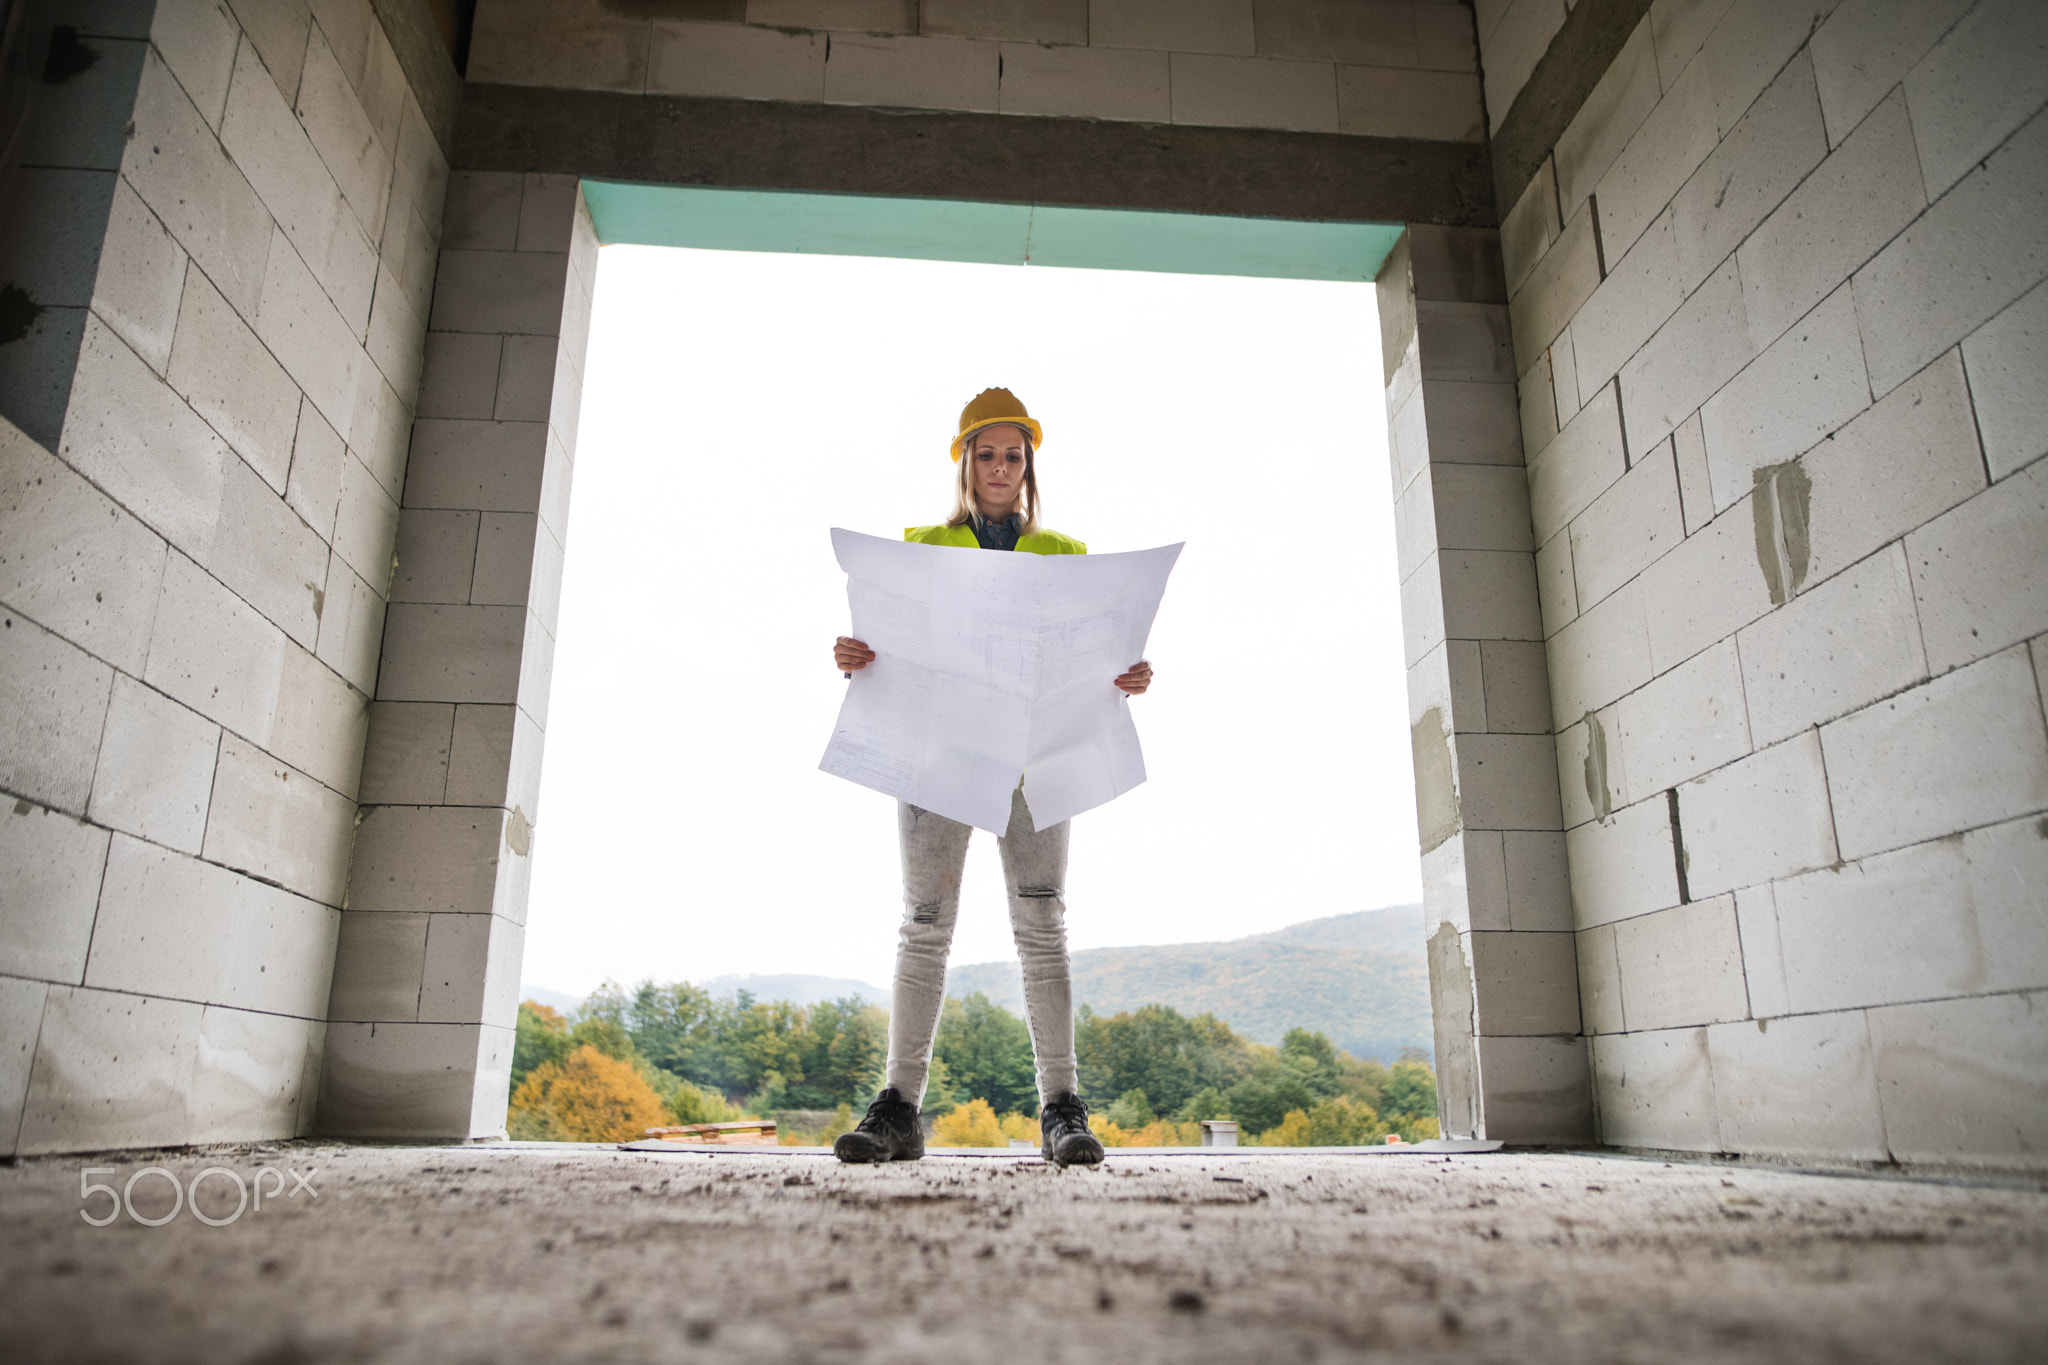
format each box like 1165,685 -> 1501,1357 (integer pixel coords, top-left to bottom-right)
950,388 -> 1043,462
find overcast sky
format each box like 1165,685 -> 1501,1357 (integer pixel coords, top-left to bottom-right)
520,243 -> 1419,1000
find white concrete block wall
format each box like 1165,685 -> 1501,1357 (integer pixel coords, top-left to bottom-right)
0,0 -> 448,1156
1493,0 -> 2048,1167
321,173 -> 594,1139
467,0 -> 1484,143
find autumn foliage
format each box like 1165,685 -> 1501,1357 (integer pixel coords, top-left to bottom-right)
508,1043 -> 668,1143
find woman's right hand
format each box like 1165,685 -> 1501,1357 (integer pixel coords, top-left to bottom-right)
834,637 -> 876,672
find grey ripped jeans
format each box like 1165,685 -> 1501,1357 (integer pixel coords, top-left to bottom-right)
885,786 -> 1076,1108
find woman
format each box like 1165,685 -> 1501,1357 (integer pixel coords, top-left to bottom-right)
829,388 -> 1153,1168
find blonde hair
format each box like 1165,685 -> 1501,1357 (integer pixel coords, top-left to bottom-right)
946,424 -> 1041,533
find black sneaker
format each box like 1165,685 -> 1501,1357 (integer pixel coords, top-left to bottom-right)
1039,1092 -> 1105,1167
833,1088 -> 925,1163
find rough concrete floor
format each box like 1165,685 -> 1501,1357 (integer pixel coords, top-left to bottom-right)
1,1143 -> 2043,1364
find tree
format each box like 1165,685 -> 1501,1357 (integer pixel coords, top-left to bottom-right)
934,993 -> 1037,1115
512,1001 -> 572,1089
508,1044 -> 669,1143
931,1097 -> 1006,1147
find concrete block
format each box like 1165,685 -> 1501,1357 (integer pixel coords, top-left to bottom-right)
1853,104 -> 2048,397
1554,19 -> 1659,213
388,94 -> 447,256
1673,49 -> 1829,290
1418,382 -> 1523,474
253,229 -> 365,440
1963,279 -> 2048,482
390,508 -> 479,604
307,0 -> 399,136
402,419 -> 548,515
144,551 -> 287,741
1558,709 -> 1621,830
1732,883 -> 1788,1017
1504,829 -> 1571,932
1809,0 -> 1973,145
1772,836 -> 1981,1014
468,0 -> 649,92
1534,530 -> 1576,636
201,734 -> 354,905
1679,730 -> 1837,898
346,805 -> 504,916
750,0 -> 913,30
1548,580 -> 1653,728
1738,542 -> 1926,746
820,33 -> 998,113
1416,301 -> 1514,384
1478,639 -> 1552,734
1547,328 -> 1581,419
646,20 -> 826,103
152,0 -> 241,129
92,178 -> 188,376
296,25 -> 391,246
1092,0 -> 1254,55
1638,494 -> 1774,674
375,603 -> 527,704
1253,0 -> 1421,66
268,642 -> 368,798
314,552 -> 384,695
1822,645 -> 2048,860
505,705 -> 546,821
1527,381 -> 1625,552
1802,351 -> 1984,583
1473,1033 -> 1592,1143
447,704 -> 519,808
1669,415 -> 1713,535
1615,638 -> 1750,802
416,332 -> 503,420
123,51 -> 274,317
472,513 -> 537,608
990,41 -> 1168,122
86,674 -> 219,853
1595,57 -> 1717,263
1567,790 -> 1680,928
1468,930 -> 1580,1035
1621,261 -> 1757,459
0,421 -> 166,674
1169,52 -> 1339,134
316,1019 -> 483,1137
89,833 -> 338,1015
1456,733 -> 1564,831
1577,924 -> 1623,1033
1591,1026 -> 1721,1152
1570,212 -> 1683,397
417,912 -> 493,1023
0,614 -> 113,816
428,250 -> 571,338
7,167 -> 117,309
1904,0 -> 2048,199
515,611 -> 557,731
0,799 -> 111,984
1739,90 -> 1925,353
440,172 -> 523,253
189,1004 -> 322,1142
1337,65 -> 1483,141
221,38 -> 377,331
1416,2 -> 1478,73
1964,814 -> 2048,997
220,0 -> 310,100
1707,1009 -> 1885,1159
358,701 -> 452,805
59,315 -> 231,552
1388,384 -> 1428,498
0,976 -> 47,1154
1500,156 -> 1561,297
364,265 -> 425,406
283,399 -> 345,540
536,429 -> 576,545
326,450 -> 397,587
1702,285 -> 1872,511
1480,0 -> 1566,132
516,175 -> 579,255
525,521 -> 565,639
1648,0 -> 1735,86
165,268 -> 301,494
1695,0 -> 1827,135
327,910 -> 429,1022
347,370 -> 411,502
1510,203 -> 1599,375
1870,991 -> 2048,1168
18,986 -> 204,1153
13,29 -> 145,170
1434,549 -> 1542,646
1419,829 -> 1490,934
203,456 -> 330,649
1909,460 -> 2048,676
924,0 -> 1087,43
488,335 -> 557,425
1569,441 -> 1683,610
1614,895 -> 1748,1031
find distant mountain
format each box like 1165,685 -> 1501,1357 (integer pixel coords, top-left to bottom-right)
946,903 -> 1431,1064
519,983 -> 585,1015
698,973 -> 890,1007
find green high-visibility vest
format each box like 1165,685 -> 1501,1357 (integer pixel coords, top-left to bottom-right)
903,523 -> 1088,555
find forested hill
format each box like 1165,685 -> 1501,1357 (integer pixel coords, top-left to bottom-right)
946,903 -> 1431,1063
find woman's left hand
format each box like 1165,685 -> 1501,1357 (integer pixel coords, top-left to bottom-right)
1115,661 -> 1153,696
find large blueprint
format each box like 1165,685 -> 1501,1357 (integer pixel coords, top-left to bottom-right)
820,530 -> 1183,833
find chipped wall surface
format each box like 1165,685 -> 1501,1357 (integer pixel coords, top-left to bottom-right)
1,0 -> 451,1156
1487,0 -> 2048,1168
